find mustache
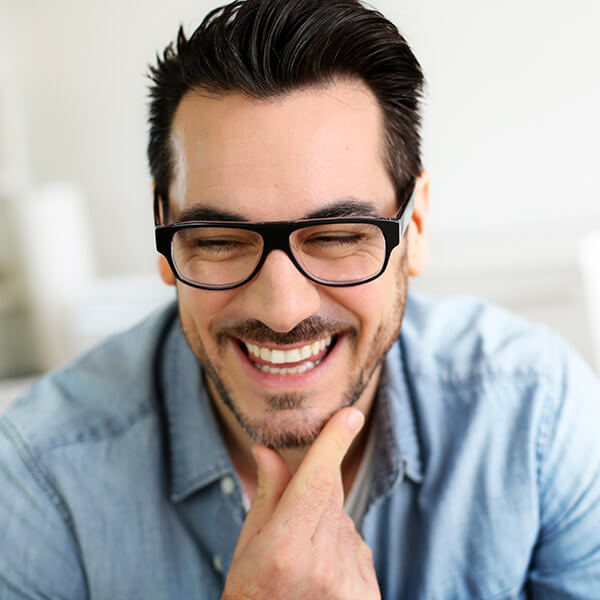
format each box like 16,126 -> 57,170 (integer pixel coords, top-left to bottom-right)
217,316 -> 350,346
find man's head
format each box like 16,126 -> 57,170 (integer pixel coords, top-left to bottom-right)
147,0 -> 430,451
148,0 -> 425,222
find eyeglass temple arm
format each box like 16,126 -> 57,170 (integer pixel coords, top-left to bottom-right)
398,186 -> 416,238
154,188 -> 169,226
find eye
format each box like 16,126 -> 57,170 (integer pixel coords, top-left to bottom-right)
191,238 -> 256,259
173,227 -> 263,266
305,233 -> 363,247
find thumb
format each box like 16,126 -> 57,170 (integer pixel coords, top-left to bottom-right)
232,444 -> 291,559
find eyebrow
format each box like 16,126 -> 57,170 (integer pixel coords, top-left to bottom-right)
174,199 -> 380,223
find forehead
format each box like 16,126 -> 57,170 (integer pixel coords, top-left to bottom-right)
169,79 -> 396,221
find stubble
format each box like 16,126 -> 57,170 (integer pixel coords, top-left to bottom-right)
178,247 -> 409,449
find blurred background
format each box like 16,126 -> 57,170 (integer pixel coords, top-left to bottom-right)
1,0 -> 600,408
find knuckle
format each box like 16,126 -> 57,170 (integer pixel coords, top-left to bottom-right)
305,466 -> 335,497
252,488 -> 267,507
269,539 -> 301,578
271,553 -> 293,576
252,481 -> 271,506
252,486 -> 269,506
331,430 -> 351,455
359,539 -> 374,562
339,512 -> 358,543
310,561 -> 337,594
340,511 -> 356,531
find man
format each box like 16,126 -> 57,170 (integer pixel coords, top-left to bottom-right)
1,0 -> 599,598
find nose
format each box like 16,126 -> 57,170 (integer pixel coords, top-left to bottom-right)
240,249 -> 321,332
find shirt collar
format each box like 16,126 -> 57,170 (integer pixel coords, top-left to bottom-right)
374,338 -> 423,487
160,312 -> 235,502
159,308 -> 423,503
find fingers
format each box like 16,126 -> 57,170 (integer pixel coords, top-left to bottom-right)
272,407 -> 364,536
336,511 -> 359,575
338,515 -> 379,597
356,535 -> 379,589
310,476 -> 344,554
232,444 -> 292,560
226,408 -> 381,600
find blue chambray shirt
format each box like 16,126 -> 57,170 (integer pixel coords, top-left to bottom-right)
1,291 -> 600,599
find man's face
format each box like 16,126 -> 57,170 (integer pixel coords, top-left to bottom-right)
162,79 -> 421,450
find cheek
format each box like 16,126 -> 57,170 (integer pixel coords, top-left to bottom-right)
327,281 -> 390,332
176,284 -> 237,337
327,250 -> 408,332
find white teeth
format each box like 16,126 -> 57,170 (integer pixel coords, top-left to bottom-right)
270,349 -> 286,364
242,335 -> 335,366
287,348 -> 302,363
254,358 -> 322,375
300,345 -> 312,360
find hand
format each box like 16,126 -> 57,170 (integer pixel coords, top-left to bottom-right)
221,407 -> 381,600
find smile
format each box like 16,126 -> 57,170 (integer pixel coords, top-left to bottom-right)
239,336 -> 335,375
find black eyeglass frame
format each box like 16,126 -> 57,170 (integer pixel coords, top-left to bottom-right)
154,183 -> 416,290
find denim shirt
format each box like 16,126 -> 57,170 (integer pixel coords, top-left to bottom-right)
1,291 -> 600,600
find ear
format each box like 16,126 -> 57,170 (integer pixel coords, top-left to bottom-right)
407,170 -> 430,277
158,255 -> 176,286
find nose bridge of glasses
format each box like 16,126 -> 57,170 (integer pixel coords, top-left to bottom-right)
257,222 -> 305,276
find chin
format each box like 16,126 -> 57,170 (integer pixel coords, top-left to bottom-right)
241,407 -> 333,449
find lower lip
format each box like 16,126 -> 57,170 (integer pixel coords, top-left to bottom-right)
231,335 -> 343,390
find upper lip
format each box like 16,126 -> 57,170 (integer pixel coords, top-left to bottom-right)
234,335 -> 336,351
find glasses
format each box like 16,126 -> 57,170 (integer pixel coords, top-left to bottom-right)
154,184 -> 415,290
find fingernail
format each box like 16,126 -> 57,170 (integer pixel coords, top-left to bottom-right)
347,409 -> 364,432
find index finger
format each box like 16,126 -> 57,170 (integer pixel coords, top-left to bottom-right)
271,407 -> 365,535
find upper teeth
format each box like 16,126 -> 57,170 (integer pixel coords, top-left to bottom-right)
243,336 -> 332,364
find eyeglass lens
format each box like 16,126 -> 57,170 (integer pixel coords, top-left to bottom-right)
171,222 -> 386,287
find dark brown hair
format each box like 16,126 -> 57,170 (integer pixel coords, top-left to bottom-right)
147,0 -> 425,221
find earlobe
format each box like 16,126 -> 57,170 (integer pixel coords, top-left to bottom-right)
158,255 -> 176,286
407,171 -> 430,277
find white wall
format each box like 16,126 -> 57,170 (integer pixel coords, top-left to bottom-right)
2,0 -> 599,275
1,0 -> 600,371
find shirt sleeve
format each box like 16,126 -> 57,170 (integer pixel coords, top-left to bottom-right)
527,338 -> 600,598
0,417 -> 87,600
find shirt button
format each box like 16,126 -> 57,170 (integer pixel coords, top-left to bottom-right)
213,554 -> 224,573
220,475 -> 235,496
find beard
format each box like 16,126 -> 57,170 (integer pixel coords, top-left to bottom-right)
178,251 -> 409,450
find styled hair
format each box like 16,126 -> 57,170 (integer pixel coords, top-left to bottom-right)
147,0 -> 425,222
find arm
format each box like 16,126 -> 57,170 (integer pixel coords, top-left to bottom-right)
0,418 -> 87,600
527,341 -> 600,598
